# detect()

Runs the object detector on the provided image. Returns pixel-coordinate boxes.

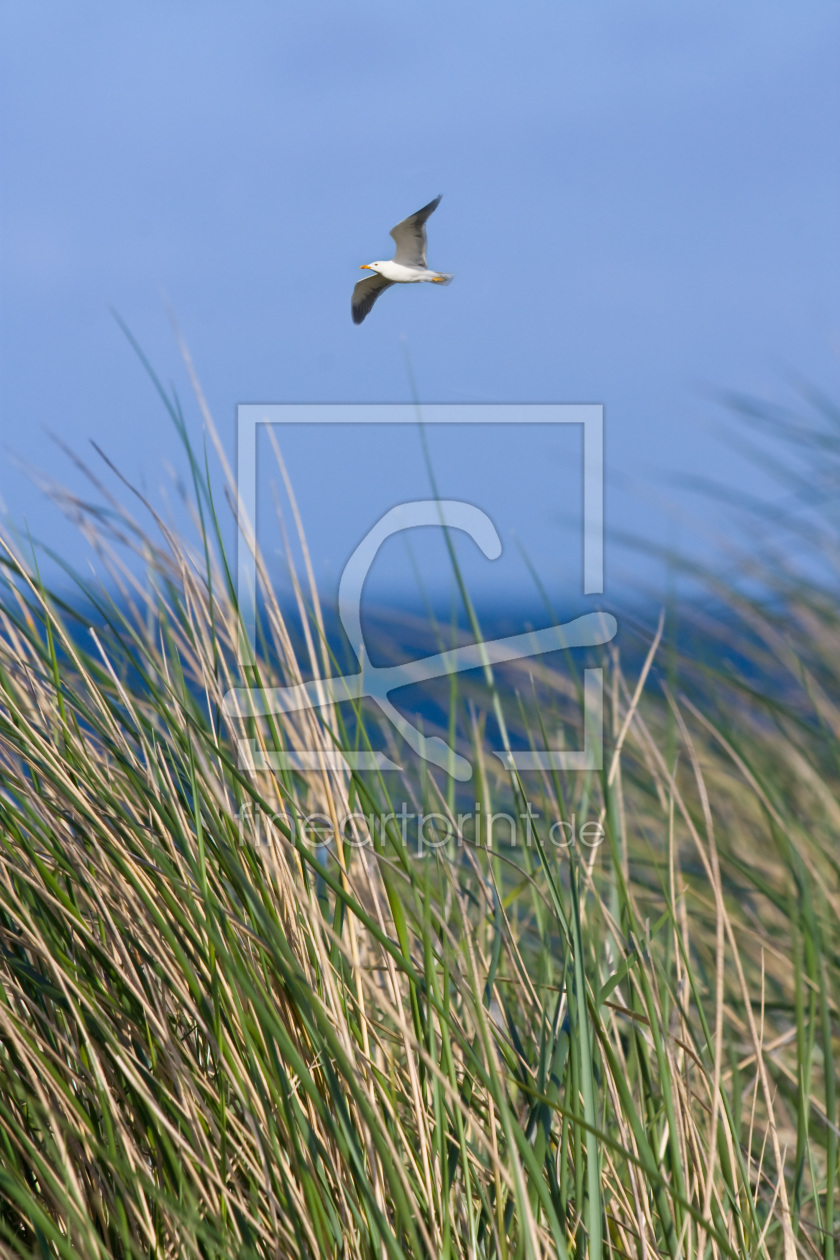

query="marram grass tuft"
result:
[0,381,837,1259]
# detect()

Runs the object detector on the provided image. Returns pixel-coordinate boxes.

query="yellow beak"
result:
[360,264,373,270]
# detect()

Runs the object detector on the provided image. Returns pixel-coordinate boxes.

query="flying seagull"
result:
[352,195,453,325]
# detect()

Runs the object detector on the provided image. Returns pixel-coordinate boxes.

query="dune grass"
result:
[0,381,837,1258]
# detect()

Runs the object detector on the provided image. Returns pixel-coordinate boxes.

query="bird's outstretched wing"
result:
[351,273,395,324]
[389,195,442,268]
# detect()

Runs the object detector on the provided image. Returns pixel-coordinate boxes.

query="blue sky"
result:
[2,1,839,607]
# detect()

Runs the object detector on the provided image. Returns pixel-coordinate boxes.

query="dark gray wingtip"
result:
[352,274,393,324]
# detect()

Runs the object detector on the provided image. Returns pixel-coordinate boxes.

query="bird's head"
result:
[360,262,383,273]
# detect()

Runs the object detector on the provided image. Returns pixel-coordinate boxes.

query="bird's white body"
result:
[351,195,452,324]
[364,260,446,284]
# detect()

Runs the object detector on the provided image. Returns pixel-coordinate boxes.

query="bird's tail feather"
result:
[432,273,454,285]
